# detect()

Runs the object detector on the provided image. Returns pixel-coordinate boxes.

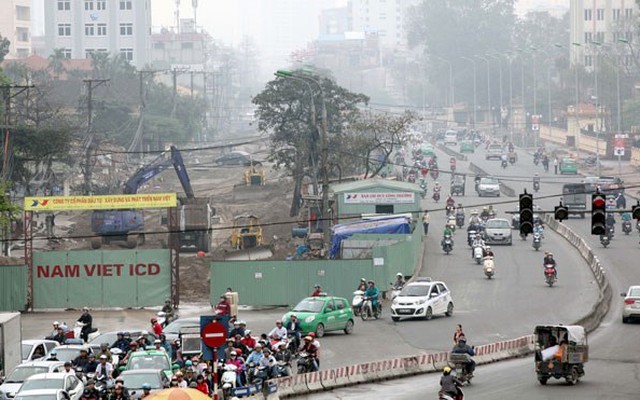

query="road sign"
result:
[614,147,625,156]
[201,322,227,348]
[614,134,626,156]
[531,115,540,132]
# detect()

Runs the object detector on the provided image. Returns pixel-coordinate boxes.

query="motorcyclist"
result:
[77,307,93,343]
[487,205,495,219]
[356,278,367,291]
[162,299,174,322]
[616,192,627,209]
[483,245,494,258]
[73,347,91,370]
[97,343,113,363]
[113,332,129,353]
[46,349,59,361]
[449,157,456,171]
[285,315,302,349]
[451,337,476,376]
[81,380,101,400]
[84,354,98,373]
[533,173,540,187]
[433,181,441,194]
[311,285,322,297]
[440,366,464,400]
[469,210,480,225]
[268,320,287,341]
[364,281,380,315]
[455,203,465,215]
[52,326,66,345]
[392,273,405,290]
[95,354,114,381]
[480,207,490,220]
[446,195,455,209]
[543,251,557,279]
[471,235,485,258]
[229,321,244,338]
[300,336,319,372]
[215,295,231,316]
[443,224,453,237]
[606,213,616,236]
[533,222,544,238]
[500,153,508,166]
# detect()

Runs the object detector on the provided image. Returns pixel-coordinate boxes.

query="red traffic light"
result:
[592,195,606,208]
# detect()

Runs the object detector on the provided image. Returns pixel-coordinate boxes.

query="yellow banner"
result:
[24,193,178,211]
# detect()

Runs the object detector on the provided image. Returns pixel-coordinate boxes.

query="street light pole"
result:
[488,54,504,128]
[461,56,477,127]
[591,41,602,176]
[435,57,455,107]
[476,56,491,127]
[570,42,582,160]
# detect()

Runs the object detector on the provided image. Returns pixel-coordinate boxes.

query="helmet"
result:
[245,329,252,335]
[308,332,316,338]
[150,317,157,323]
[485,246,491,250]
[142,383,151,390]
[50,350,57,355]
[53,321,59,326]
[165,298,171,303]
[80,347,89,353]
[458,337,467,343]
[443,366,452,374]
[230,351,237,356]
[396,273,403,277]
[368,280,375,285]
[314,284,320,288]
[304,336,312,342]
[360,278,366,282]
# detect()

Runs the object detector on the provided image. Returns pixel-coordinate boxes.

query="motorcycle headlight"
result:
[305,315,315,323]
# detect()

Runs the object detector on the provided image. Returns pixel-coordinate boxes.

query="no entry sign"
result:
[201,322,227,348]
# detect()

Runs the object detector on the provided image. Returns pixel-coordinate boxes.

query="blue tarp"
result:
[330,216,411,258]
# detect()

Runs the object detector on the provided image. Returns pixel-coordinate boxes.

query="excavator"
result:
[90,146,213,252]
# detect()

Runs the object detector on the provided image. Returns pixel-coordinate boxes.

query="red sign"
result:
[201,322,227,348]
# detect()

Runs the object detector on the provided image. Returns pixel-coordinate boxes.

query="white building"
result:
[42,0,151,68]
[569,0,637,68]
[0,0,32,58]
[348,0,419,50]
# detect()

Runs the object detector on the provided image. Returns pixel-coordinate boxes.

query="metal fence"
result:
[0,265,28,311]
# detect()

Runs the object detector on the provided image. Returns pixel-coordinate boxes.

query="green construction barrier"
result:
[33,249,170,309]
[0,265,28,311]
[211,233,422,307]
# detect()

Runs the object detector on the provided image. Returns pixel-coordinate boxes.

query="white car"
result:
[21,341,59,363]
[0,362,65,400]
[16,374,84,400]
[477,177,501,197]
[621,285,640,323]
[444,131,458,146]
[14,389,70,400]
[484,218,513,245]
[390,278,454,321]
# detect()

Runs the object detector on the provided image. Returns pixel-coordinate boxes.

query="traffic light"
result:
[554,202,569,222]
[632,203,640,220]
[591,193,607,235]
[519,192,534,236]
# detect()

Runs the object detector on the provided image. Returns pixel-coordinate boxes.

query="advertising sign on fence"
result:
[33,249,170,309]
[24,193,177,211]
[344,192,415,204]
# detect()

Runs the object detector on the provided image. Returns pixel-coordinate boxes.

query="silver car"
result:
[15,374,83,400]
[621,285,640,323]
[0,362,65,400]
[477,177,500,197]
[483,218,513,245]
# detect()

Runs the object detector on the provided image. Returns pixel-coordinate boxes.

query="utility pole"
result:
[1,84,33,179]
[82,79,109,195]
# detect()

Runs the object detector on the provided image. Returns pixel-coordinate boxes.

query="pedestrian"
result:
[553,157,559,174]
[453,324,465,344]
[422,211,430,235]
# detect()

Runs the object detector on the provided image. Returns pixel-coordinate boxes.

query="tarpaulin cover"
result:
[330,216,411,258]
[33,249,170,309]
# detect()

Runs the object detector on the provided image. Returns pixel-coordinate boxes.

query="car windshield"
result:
[487,220,510,229]
[629,288,640,297]
[399,285,430,297]
[54,348,81,363]
[292,299,325,313]
[563,159,575,164]
[164,320,198,334]
[489,145,502,150]
[480,178,498,185]
[6,367,49,383]
[20,378,64,391]
[15,394,59,400]
[22,344,34,360]
[129,355,170,371]
[89,332,118,345]
[121,373,162,389]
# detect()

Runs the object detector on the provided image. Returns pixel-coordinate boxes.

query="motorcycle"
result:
[275,360,290,378]
[483,256,495,279]
[352,290,364,316]
[390,283,403,300]
[361,296,381,321]
[473,245,484,265]
[445,204,455,216]
[420,182,427,199]
[156,311,177,328]
[622,220,632,235]
[455,212,464,229]
[449,353,474,385]
[534,155,540,166]
[430,169,440,180]
[442,234,453,255]
[467,229,477,247]
[220,362,238,397]
[532,232,541,251]
[297,352,314,374]
[450,163,456,173]
[433,189,441,202]
[544,265,556,287]
[533,181,540,193]
[438,388,464,400]
[446,217,456,233]
[600,233,610,248]
[72,321,100,343]
[501,159,508,169]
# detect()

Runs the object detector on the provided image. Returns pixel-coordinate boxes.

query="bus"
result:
[562,183,587,218]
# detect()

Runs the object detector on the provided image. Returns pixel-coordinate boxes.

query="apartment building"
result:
[0,0,32,58]
[348,0,419,50]
[570,0,637,68]
[42,0,151,68]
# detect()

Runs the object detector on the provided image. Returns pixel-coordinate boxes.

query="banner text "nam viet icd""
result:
[37,263,161,278]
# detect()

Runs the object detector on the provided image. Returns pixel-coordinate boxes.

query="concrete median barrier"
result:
[468,162,517,197]
[433,142,468,161]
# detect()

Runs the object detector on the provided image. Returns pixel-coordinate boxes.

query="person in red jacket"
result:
[194,374,209,395]
[241,330,256,350]
[216,295,231,316]
[150,317,163,336]
[311,285,322,297]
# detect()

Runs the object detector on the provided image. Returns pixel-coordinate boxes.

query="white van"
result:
[444,130,458,146]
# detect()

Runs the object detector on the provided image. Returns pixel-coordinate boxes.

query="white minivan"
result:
[444,130,458,146]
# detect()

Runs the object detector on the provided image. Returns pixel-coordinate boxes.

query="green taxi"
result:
[421,144,436,158]
[124,349,173,379]
[282,296,354,337]
[559,158,578,175]
[459,140,475,153]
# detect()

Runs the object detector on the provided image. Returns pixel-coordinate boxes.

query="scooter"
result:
[250,365,269,386]
[473,245,484,265]
[352,290,364,316]
[297,352,314,374]
[533,181,540,193]
[275,360,290,377]
[449,354,474,385]
[544,265,556,287]
[361,296,381,321]
[442,235,453,255]
[446,217,456,233]
[622,220,632,235]
[420,182,427,199]
[72,321,100,343]
[438,388,464,400]
[390,283,403,300]
[483,256,495,279]
[220,362,238,398]
[532,232,542,251]
[455,212,464,229]
[501,159,508,169]
[433,190,441,202]
[600,234,610,248]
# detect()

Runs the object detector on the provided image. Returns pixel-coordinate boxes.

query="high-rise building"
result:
[569,0,637,68]
[42,0,151,68]
[348,0,419,50]
[0,0,32,58]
